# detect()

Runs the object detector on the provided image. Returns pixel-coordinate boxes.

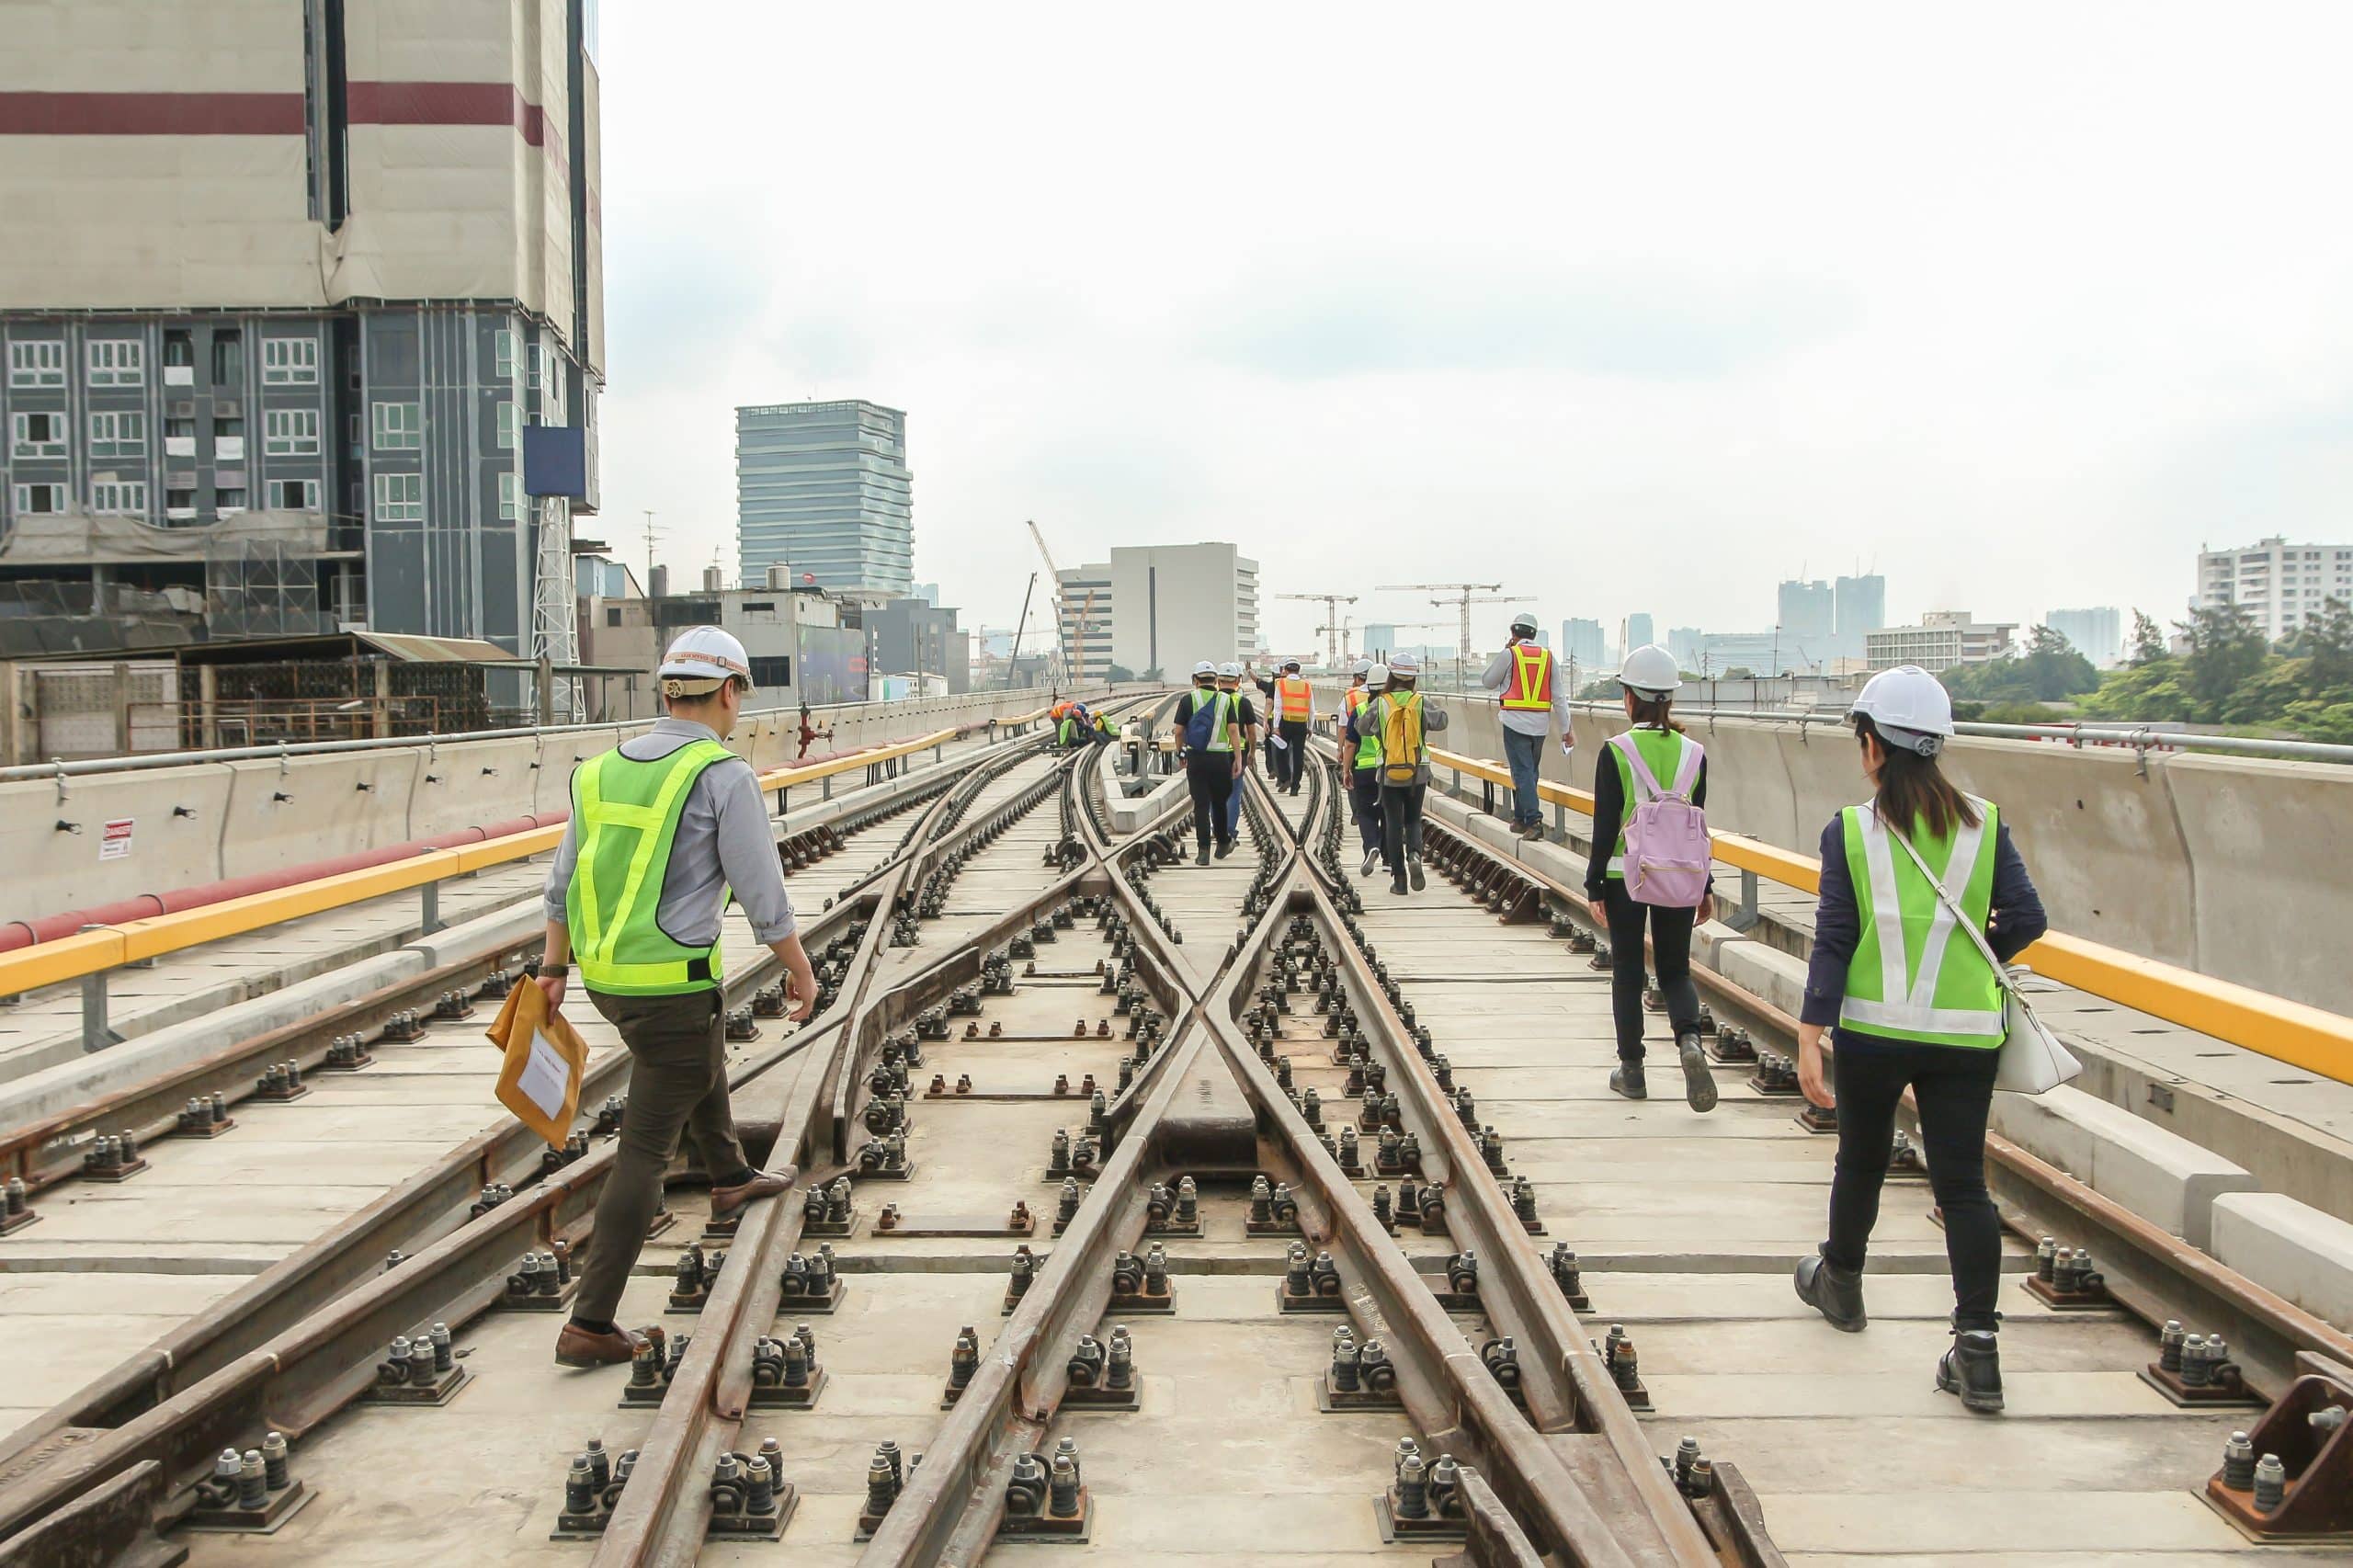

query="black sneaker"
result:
[1793,1251,1867,1332]
[1389,876,1408,896]
[1195,846,1211,867]
[1937,1329,2005,1413]
[1214,838,1234,859]
[1407,858,1427,892]
[1608,1062,1647,1099]
[1360,847,1381,879]
[1677,1031,1718,1113]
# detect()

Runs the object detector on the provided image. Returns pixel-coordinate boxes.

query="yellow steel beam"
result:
[0,725,970,996]
[1425,744,2349,1078]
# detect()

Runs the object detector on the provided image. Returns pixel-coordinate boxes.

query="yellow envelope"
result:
[483,977,587,1150]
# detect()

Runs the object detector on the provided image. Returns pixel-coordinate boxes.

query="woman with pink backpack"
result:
[1583,645,1718,1111]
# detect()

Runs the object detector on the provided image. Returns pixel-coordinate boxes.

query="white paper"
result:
[516,1023,571,1119]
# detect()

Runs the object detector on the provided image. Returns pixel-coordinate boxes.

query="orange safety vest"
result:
[1343,685,1367,717]
[1275,676,1313,722]
[1500,645,1553,710]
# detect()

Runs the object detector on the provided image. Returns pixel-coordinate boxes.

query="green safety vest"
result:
[1199,690,1236,752]
[1838,799,2005,1048]
[566,739,735,995]
[1353,701,1382,768]
[1606,727,1692,878]
[1058,717,1077,744]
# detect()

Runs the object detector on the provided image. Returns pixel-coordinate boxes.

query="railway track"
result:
[0,699,2336,1565]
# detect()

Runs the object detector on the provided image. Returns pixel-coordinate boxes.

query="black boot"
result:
[1389,874,1408,896]
[1793,1250,1867,1332]
[1608,1062,1647,1099]
[1677,1029,1717,1113]
[1937,1328,2004,1413]
[1196,844,1211,867]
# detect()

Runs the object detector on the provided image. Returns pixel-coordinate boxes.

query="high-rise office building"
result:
[1668,627,1705,670]
[1623,613,1654,653]
[1778,580,1835,657]
[1835,574,1887,659]
[2195,537,2353,642]
[0,1,606,658]
[1055,562,1114,681]
[1365,623,1398,658]
[2044,608,2123,667]
[1057,544,1260,677]
[1561,618,1604,671]
[735,400,914,597]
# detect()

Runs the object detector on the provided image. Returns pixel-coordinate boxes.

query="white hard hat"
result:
[1389,653,1419,675]
[1350,659,1371,676]
[1365,663,1390,689]
[658,625,754,694]
[1192,660,1218,677]
[1619,643,1680,698]
[1849,665,1954,756]
[1509,611,1540,635]
[1218,661,1243,678]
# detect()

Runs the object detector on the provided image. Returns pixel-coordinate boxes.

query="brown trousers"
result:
[571,987,748,1325]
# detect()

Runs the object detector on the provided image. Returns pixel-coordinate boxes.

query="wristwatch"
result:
[541,963,571,980]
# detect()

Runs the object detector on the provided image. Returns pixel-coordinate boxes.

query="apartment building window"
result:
[605,607,622,628]
[163,329,194,369]
[271,478,320,510]
[494,328,517,381]
[165,485,197,516]
[372,401,422,450]
[499,472,520,519]
[496,401,519,449]
[750,656,791,687]
[89,410,146,458]
[210,329,243,387]
[375,472,424,522]
[13,483,64,514]
[10,411,64,459]
[90,481,147,515]
[217,486,248,514]
[8,341,64,387]
[262,337,319,385]
[214,415,244,444]
[88,339,143,387]
[264,408,321,456]
[529,342,547,392]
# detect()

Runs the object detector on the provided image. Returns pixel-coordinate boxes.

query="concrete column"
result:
[110,662,131,756]
[0,662,20,766]
[372,661,392,740]
[199,665,220,750]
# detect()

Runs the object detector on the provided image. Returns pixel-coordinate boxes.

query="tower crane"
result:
[1375,584,1534,666]
[1275,592,1358,669]
[1025,519,1098,684]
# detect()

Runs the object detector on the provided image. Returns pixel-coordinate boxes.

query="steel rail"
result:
[588,738,1090,1564]
[0,738,1064,1545]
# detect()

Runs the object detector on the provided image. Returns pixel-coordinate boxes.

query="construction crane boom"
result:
[1375,583,1533,665]
[1275,591,1359,669]
[1025,518,1082,683]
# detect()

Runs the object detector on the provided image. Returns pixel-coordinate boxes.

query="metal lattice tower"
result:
[531,496,580,721]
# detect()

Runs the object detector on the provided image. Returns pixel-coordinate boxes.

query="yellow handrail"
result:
[1427,745,2353,1080]
[0,726,970,998]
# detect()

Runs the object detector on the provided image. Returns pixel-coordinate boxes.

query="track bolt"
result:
[2222,1430,2256,1490]
[2254,1452,2287,1512]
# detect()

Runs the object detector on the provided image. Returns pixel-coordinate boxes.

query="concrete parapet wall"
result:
[1391,688,2353,1014]
[3,687,1097,931]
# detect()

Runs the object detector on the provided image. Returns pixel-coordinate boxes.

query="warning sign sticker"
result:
[99,818,134,861]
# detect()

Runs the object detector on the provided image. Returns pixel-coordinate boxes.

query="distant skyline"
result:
[595,3,2353,655]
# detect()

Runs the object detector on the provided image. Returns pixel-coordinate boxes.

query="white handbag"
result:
[1884,826,2082,1096]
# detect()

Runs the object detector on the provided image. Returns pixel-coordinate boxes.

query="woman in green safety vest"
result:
[1791,665,2048,1415]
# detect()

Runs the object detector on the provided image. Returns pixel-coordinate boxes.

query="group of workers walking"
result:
[534,617,2044,1419]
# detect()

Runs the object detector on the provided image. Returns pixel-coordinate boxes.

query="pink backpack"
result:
[1611,732,1711,908]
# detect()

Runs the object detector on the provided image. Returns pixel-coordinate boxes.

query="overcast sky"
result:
[595,2,2353,658]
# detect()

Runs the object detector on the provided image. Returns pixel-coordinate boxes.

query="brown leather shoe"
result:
[710,1165,799,1221]
[554,1321,647,1368]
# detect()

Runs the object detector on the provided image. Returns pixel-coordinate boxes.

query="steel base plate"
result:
[184,1480,316,1536]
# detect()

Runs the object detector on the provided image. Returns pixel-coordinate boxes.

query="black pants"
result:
[1185,753,1234,852]
[1601,881,1698,1062]
[1824,1036,2002,1332]
[574,989,746,1326]
[1276,720,1309,789]
[1380,782,1427,881]
[1350,766,1382,854]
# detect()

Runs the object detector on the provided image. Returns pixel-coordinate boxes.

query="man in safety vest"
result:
[1175,660,1245,863]
[1216,661,1258,839]
[1479,612,1571,840]
[1342,662,1390,877]
[537,626,818,1369]
[1252,658,1315,795]
[1365,653,1448,895]
[1341,660,1371,724]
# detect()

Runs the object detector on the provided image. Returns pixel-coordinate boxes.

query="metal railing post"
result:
[420,880,443,936]
[1725,868,1759,933]
[77,923,114,1052]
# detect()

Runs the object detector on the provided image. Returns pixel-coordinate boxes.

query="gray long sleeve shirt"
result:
[1479,644,1573,739]
[542,717,797,950]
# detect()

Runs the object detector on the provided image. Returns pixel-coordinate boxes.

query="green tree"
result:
[2129,608,2168,666]
[2305,597,2353,692]
[1108,664,1136,682]
[2175,603,2268,722]
[1139,665,1164,682]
